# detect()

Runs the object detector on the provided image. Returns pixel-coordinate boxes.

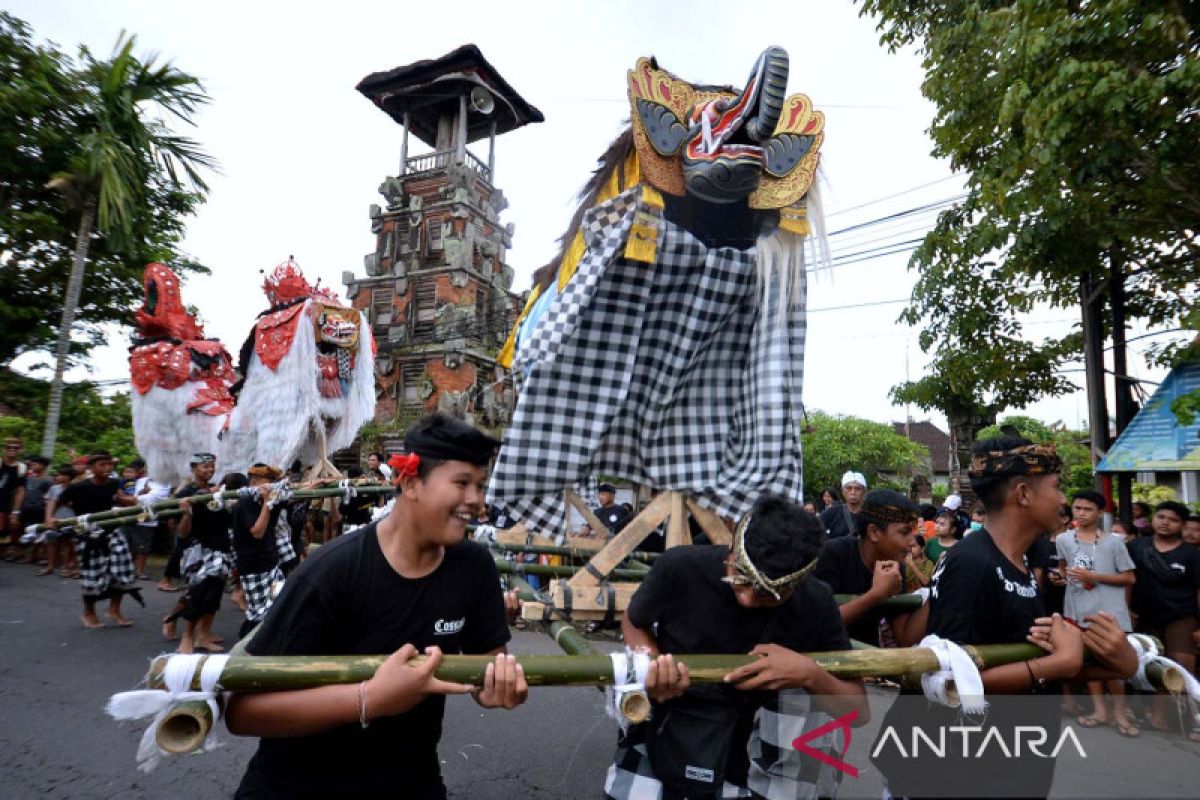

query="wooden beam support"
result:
[665,492,691,549]
[568,492,672,589]
[565,489,612,539]
[685,498,732,545]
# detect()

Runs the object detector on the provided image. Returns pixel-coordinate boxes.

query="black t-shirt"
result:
[818,503,856,539]
[242,525,510,798]
[0,462,22,507]
[627,545,850,788]
[594,503,630,535]
[1127,537,1200,628]
[232,494,282,574]
[175,483,231,552]
[813,534,908,645]
[59,478,120,515]
[872,528,1059,798]
[1026,533,1064,614]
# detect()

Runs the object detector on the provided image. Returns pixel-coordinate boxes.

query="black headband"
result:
[403,421,500,467]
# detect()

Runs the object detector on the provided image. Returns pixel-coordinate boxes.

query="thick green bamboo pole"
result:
[492,559,645,582]
[489,542,661,562]
[834,593,925,612]
[148,639,1185,693]
[28,483,393,535]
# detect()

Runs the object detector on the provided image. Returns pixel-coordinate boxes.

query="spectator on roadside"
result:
[819,487,840,512]
[123,458,167,581]
[1057,491,1137,736]
[366,452,392,482]
[969,504,987,532]
[18,456,52,570]
[1183,514,1200,547]
[925,507,965,564]
[1126,500,1200,738]
[802,497,817,514]
[904,534,935,591]
[1131,501,1153,537]
[819,471,866,539]
[917,503,937,543]
[591,483,630,536]
[1,437,27,559]
[1110,518,1133,543]
[43,464,79,577]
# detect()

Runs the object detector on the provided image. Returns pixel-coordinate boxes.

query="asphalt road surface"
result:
[2,560,1198,799]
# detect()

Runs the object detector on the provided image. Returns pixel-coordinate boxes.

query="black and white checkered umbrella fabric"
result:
[489,187,806,533]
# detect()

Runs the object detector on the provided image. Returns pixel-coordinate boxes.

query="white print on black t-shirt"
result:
[1170,563,1186,574]
[434,617,465,635]
[996,566,1038,598]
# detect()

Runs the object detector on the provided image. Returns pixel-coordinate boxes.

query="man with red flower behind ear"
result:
[227,412,527,799]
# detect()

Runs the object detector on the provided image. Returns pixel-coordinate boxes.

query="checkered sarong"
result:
[240,566,283,622]
[604,690,843,800]
[490,187,806,533]
[76,530,137,600]
[274,514,297,564]
[184,546,232,585]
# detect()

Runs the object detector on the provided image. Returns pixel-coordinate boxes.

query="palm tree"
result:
[41,33,216,457]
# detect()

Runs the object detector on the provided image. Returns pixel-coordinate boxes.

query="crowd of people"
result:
[0,437,391,648]
[4,424,1200,798]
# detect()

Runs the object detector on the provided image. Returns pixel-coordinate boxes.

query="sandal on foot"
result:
[1115,720,1141,738]
[35,567,53,576]
[1076,715,1107,728]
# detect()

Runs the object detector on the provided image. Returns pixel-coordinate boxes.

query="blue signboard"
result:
[1097,361,1200,472]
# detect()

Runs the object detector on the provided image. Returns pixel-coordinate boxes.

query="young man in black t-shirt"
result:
[813,488,918,646]
[231,463,286,637]
[226,414,527,799]
[167,453,233,654]
[54,452,139,628]
[871,437,1137,798]
[1127,500,1200,734]
[606,496,867,799]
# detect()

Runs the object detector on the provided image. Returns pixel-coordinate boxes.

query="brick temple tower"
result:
[343,45,543,432]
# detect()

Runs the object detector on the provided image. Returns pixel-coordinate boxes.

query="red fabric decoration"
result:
[388,453,420,482]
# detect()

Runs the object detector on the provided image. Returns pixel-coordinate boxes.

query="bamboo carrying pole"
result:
[489,542,662,562]
[492,559,646,582]
[148,640,1188,694]
[28,483,394,535]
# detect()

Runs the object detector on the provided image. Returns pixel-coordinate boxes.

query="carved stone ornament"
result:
[364,253,380,277]
[378,178,404,209]
[449,269,470,288]
[393,277,408,295]
[443,352,463,369]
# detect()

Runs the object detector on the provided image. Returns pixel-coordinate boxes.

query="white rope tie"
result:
[605,647,652,731]
[919,635,987,714]
[106,653,230,772]
[338,479,356,506]
[1128,633,1200,723]
[206,485,229,511]
[21,524,44,545]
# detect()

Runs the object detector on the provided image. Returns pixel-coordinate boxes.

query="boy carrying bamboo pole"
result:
[606,495,869,799]
[225,413,527,799]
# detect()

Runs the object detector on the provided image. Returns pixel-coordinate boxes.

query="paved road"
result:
[2,560,1198,799]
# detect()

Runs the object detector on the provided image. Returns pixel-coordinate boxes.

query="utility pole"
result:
[1080,271,1109,493]
[1109,252,1136,525]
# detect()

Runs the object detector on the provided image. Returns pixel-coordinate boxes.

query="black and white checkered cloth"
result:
[76,530,137,600]
[490,187,806,532]
[184,546,232,585]
[240,566,283,623]
[604,690,844,800]
[274,515,297,564]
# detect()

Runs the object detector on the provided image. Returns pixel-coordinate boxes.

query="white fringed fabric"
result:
[220,303,375,473]
[106,653,229,772]
[133,385,228,487]
[918,634,987,714]
[606,648,652,732]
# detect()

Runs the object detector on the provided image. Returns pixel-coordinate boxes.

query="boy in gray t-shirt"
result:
[1057,491,1137,735]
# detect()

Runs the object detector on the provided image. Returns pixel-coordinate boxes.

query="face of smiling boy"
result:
[405,461,488,546]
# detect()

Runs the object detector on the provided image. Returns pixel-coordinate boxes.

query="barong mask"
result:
[628,47,823,208]
[724,512,820,601]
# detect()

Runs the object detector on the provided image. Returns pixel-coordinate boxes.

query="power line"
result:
[825,177,965,218]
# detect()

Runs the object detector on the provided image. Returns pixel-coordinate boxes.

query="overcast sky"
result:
[9,0,1177,433]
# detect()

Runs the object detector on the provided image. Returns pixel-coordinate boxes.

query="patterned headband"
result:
[728,513,820,600]
[861,502,918,526]
[968,444,1062,479]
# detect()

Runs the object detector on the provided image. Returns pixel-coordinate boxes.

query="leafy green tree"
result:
[0,369,136,464]
[860,1,1200,465]
[0,14,210,369]
[800,412,930,501]
[976,415,1093,499]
